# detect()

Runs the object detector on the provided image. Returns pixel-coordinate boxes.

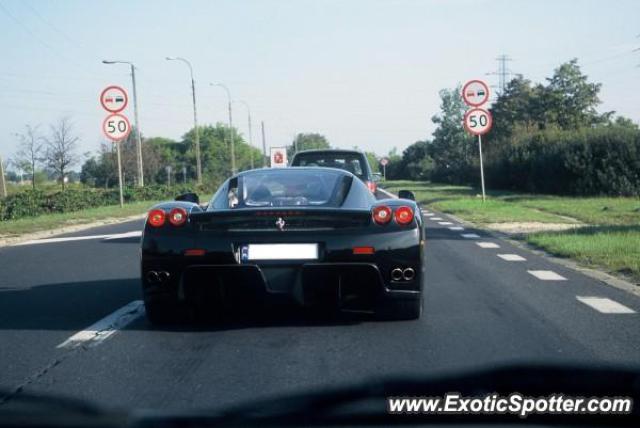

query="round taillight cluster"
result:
[394,206,414,225]
[147,209,166,227]
[372,205,414,226]
[147,207,189,227]
[168,207,188,226]
[372,206,392,225]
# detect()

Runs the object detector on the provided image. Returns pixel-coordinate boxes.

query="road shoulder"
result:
[380,185,640,298]
[0,214,145,247]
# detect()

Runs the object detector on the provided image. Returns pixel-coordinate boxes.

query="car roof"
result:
[292,149,365,156]
[235,166,355,178]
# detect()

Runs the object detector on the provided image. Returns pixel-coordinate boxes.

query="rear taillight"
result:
[367,181,377,193]
[168,207,188,226]
[147,209,166,227]
[372,206,392,225]
[394,206,414,225]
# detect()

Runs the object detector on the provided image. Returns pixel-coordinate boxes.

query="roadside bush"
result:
[0,183,216,221]
[486,126,640,196]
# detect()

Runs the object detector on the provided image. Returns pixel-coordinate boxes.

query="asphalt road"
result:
[1,194,639,414]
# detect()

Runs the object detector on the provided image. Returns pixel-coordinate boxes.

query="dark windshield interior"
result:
[226,170,350,208]
[293,154,366,179]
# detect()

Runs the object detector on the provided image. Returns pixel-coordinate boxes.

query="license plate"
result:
[242,243,318,261]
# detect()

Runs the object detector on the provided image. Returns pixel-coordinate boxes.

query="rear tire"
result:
[378,297,422,321]
[144,295,181,326]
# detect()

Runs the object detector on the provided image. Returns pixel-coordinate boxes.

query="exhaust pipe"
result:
[391,268,404,282]
[403,267,415,281]
[146,271,159,283]
[158,271,170,282]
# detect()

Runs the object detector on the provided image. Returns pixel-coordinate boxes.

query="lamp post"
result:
[233,100,254,169]
[166,57,201,185]
[102,60,144,187]
[210,83,236,174]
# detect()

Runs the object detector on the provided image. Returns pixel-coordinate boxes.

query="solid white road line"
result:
[438,221,453,225]
[430,217,443,221]
[16,234,112,246]
[528,270,567,281]
[476,242,500,249]
[449,226,464,231]
[576,296,636,314]
[377,188,398,199]
[15,231,142,246]
[461,233,480,239]
[497,254,526,261]
[56,300,145,349]
[103,231,143,240]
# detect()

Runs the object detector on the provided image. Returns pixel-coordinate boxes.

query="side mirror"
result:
[372,172,382,183]
[175,192,199,204]
[398,190,415,201]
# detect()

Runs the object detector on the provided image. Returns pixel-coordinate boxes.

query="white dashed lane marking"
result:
[461,233,480,239]
[438,221,453,225]
[576,297,636,314]
[476,242,500,249]
[528,270,567,281]
[430,217,443,221]
[57,300,145,349]
[497,254,526,261]
[449,226,464,231]
[424,213,434,217]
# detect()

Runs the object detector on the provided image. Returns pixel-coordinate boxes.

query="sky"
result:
[0,0,639,170]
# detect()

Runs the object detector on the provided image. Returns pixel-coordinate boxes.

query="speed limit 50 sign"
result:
[102,113,131,142]
[463,108,492,136]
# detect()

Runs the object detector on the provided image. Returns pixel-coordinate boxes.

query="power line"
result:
[0,0,94,74]
[0,1,59,53]
[21,1,84,49]
[486,54,513,97]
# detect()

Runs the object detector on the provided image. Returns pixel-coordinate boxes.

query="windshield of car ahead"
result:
[231,170,348,208]
[293,153,367,179]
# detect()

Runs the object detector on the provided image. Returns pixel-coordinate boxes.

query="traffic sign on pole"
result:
[102,113,132,142]
[462,80,490,107]
[270,147,287,168]
[380,157,389,180]
[100,85,128,113]
[463,108,493,136]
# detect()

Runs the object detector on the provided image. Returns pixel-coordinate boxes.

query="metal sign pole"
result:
[115,143,124,208]
[261,121,267,167]
[478,134,486,202]
[383,164,386,181]
[0,154,7,198]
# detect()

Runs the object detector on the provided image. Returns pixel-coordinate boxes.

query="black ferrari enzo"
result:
[140,167,424,324]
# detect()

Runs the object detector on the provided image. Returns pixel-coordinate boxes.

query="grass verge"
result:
[0,200,159,237]
[382,180,640,283]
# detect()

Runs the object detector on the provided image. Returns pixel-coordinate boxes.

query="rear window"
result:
[226,170,351,208]
[292,153,366,179]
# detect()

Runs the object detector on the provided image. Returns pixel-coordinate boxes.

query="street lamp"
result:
[166,56,202,185]
[233,100,254,169]
[210,83,236,174]
[102,59,144,187]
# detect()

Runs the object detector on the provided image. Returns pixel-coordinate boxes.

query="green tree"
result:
[13,124,44,190]
[541,59,610,129]
[430,87,475,183]
[400,140,433,180]
[288,133,331,158]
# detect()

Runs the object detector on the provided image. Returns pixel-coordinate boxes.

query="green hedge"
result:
[485,126,640,196]
[0,184,213,221]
